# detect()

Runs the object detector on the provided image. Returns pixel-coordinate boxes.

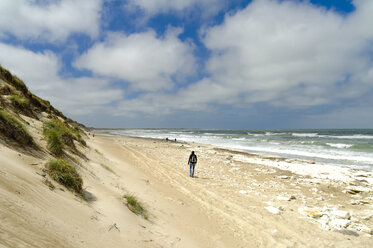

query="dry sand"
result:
[1,131,373,247]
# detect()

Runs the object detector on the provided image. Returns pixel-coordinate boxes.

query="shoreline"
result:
[1,129,372,247]
[101,130,373,183]
[93,132,373,245]
[104,128,373,172]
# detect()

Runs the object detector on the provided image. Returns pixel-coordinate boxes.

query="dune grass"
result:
[95,149,102,155]
[45,129,64,156]
[123,194,149,220]
[100,163,115,174]
[0,108,35,147]
[47,159,83,195]
[10,94,29,106]
[43,118,86,156]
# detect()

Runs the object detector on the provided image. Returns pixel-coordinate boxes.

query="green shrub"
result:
[123,194,148,220]
[47,159,83,195]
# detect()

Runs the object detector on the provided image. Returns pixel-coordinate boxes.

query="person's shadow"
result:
[193,176,213,180]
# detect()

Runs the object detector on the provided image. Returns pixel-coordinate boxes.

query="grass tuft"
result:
[100,163,115,174]
[10,94,29,106]
[0,108,35,147]
[47,159,83,195]
[123,194,148,220]
[43,118,86,155]
[45,129,64,156]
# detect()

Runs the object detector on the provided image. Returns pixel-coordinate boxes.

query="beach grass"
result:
[43,118,86,155]
[10,94,29,106]
[45,128,64,156]
[0,108,35,147]
[123,194,148,220]
[100,163,115,174]
[47,159,83,195]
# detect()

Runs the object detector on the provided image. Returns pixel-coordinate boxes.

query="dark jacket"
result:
[188,153,197,164]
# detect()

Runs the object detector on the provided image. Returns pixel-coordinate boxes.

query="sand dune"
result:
[1,131,373,247]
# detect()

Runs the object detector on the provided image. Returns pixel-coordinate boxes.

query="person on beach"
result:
[188,151,197,177]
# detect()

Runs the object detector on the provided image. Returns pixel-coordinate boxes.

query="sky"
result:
[0,0,372,129]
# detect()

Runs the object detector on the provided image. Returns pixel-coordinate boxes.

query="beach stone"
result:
[346,186,371,194]
[331,210,350,220]
[356,224,373,235]
[350,200,370,205]
[238,190,247,194]
[361,214,373,220]
[298,207,324,218]
[277,195,291,201]
[329,218,351,230]
[319,220,330,230]
[278,175,289,179]
[265,206,281,215]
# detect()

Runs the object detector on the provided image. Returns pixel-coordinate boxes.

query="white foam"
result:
[326,143,353,149]
[292,133,318,137]
[225,144,373,165]
[265,132,288,136]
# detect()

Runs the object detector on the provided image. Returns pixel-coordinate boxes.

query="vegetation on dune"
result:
[0,66,28,95]
[0,82,13,95]
[44,128,64,156]
[123,194,149,220]
[43,118,86,156]
[46,159,83,195]
[0,66,74,121]
[100,163,115,174]
[0,108,35,147]
[10,94,29,106]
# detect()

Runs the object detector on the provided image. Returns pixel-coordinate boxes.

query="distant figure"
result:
[188,151,198,177]
[174,138,177,142]
[166,137,169,141]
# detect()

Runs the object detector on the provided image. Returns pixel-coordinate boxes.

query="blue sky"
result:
[0,0,372,129]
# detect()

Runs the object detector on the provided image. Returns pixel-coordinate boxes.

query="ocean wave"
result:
[326,135,373,139]
[326,143,353,149]
[265,132,288,136]
[229,145,373,165]
[292,133,318,137]
[247,133,264,137]
[351,144,373,150]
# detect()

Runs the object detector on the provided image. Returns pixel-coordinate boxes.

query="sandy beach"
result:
[1,130,372,248]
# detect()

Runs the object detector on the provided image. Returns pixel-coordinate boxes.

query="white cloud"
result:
[113,0,373,117]
[188,0,373,108]
[0,42,122,116]
[0,0,102,41]
[125,0,223,18]
[74,28,197,92]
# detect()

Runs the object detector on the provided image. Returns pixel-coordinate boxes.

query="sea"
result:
[111,129,373,172]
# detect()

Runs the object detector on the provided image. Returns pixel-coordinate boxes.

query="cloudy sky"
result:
[0,0,372,128]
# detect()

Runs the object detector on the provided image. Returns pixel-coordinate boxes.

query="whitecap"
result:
[326,143,353,149]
